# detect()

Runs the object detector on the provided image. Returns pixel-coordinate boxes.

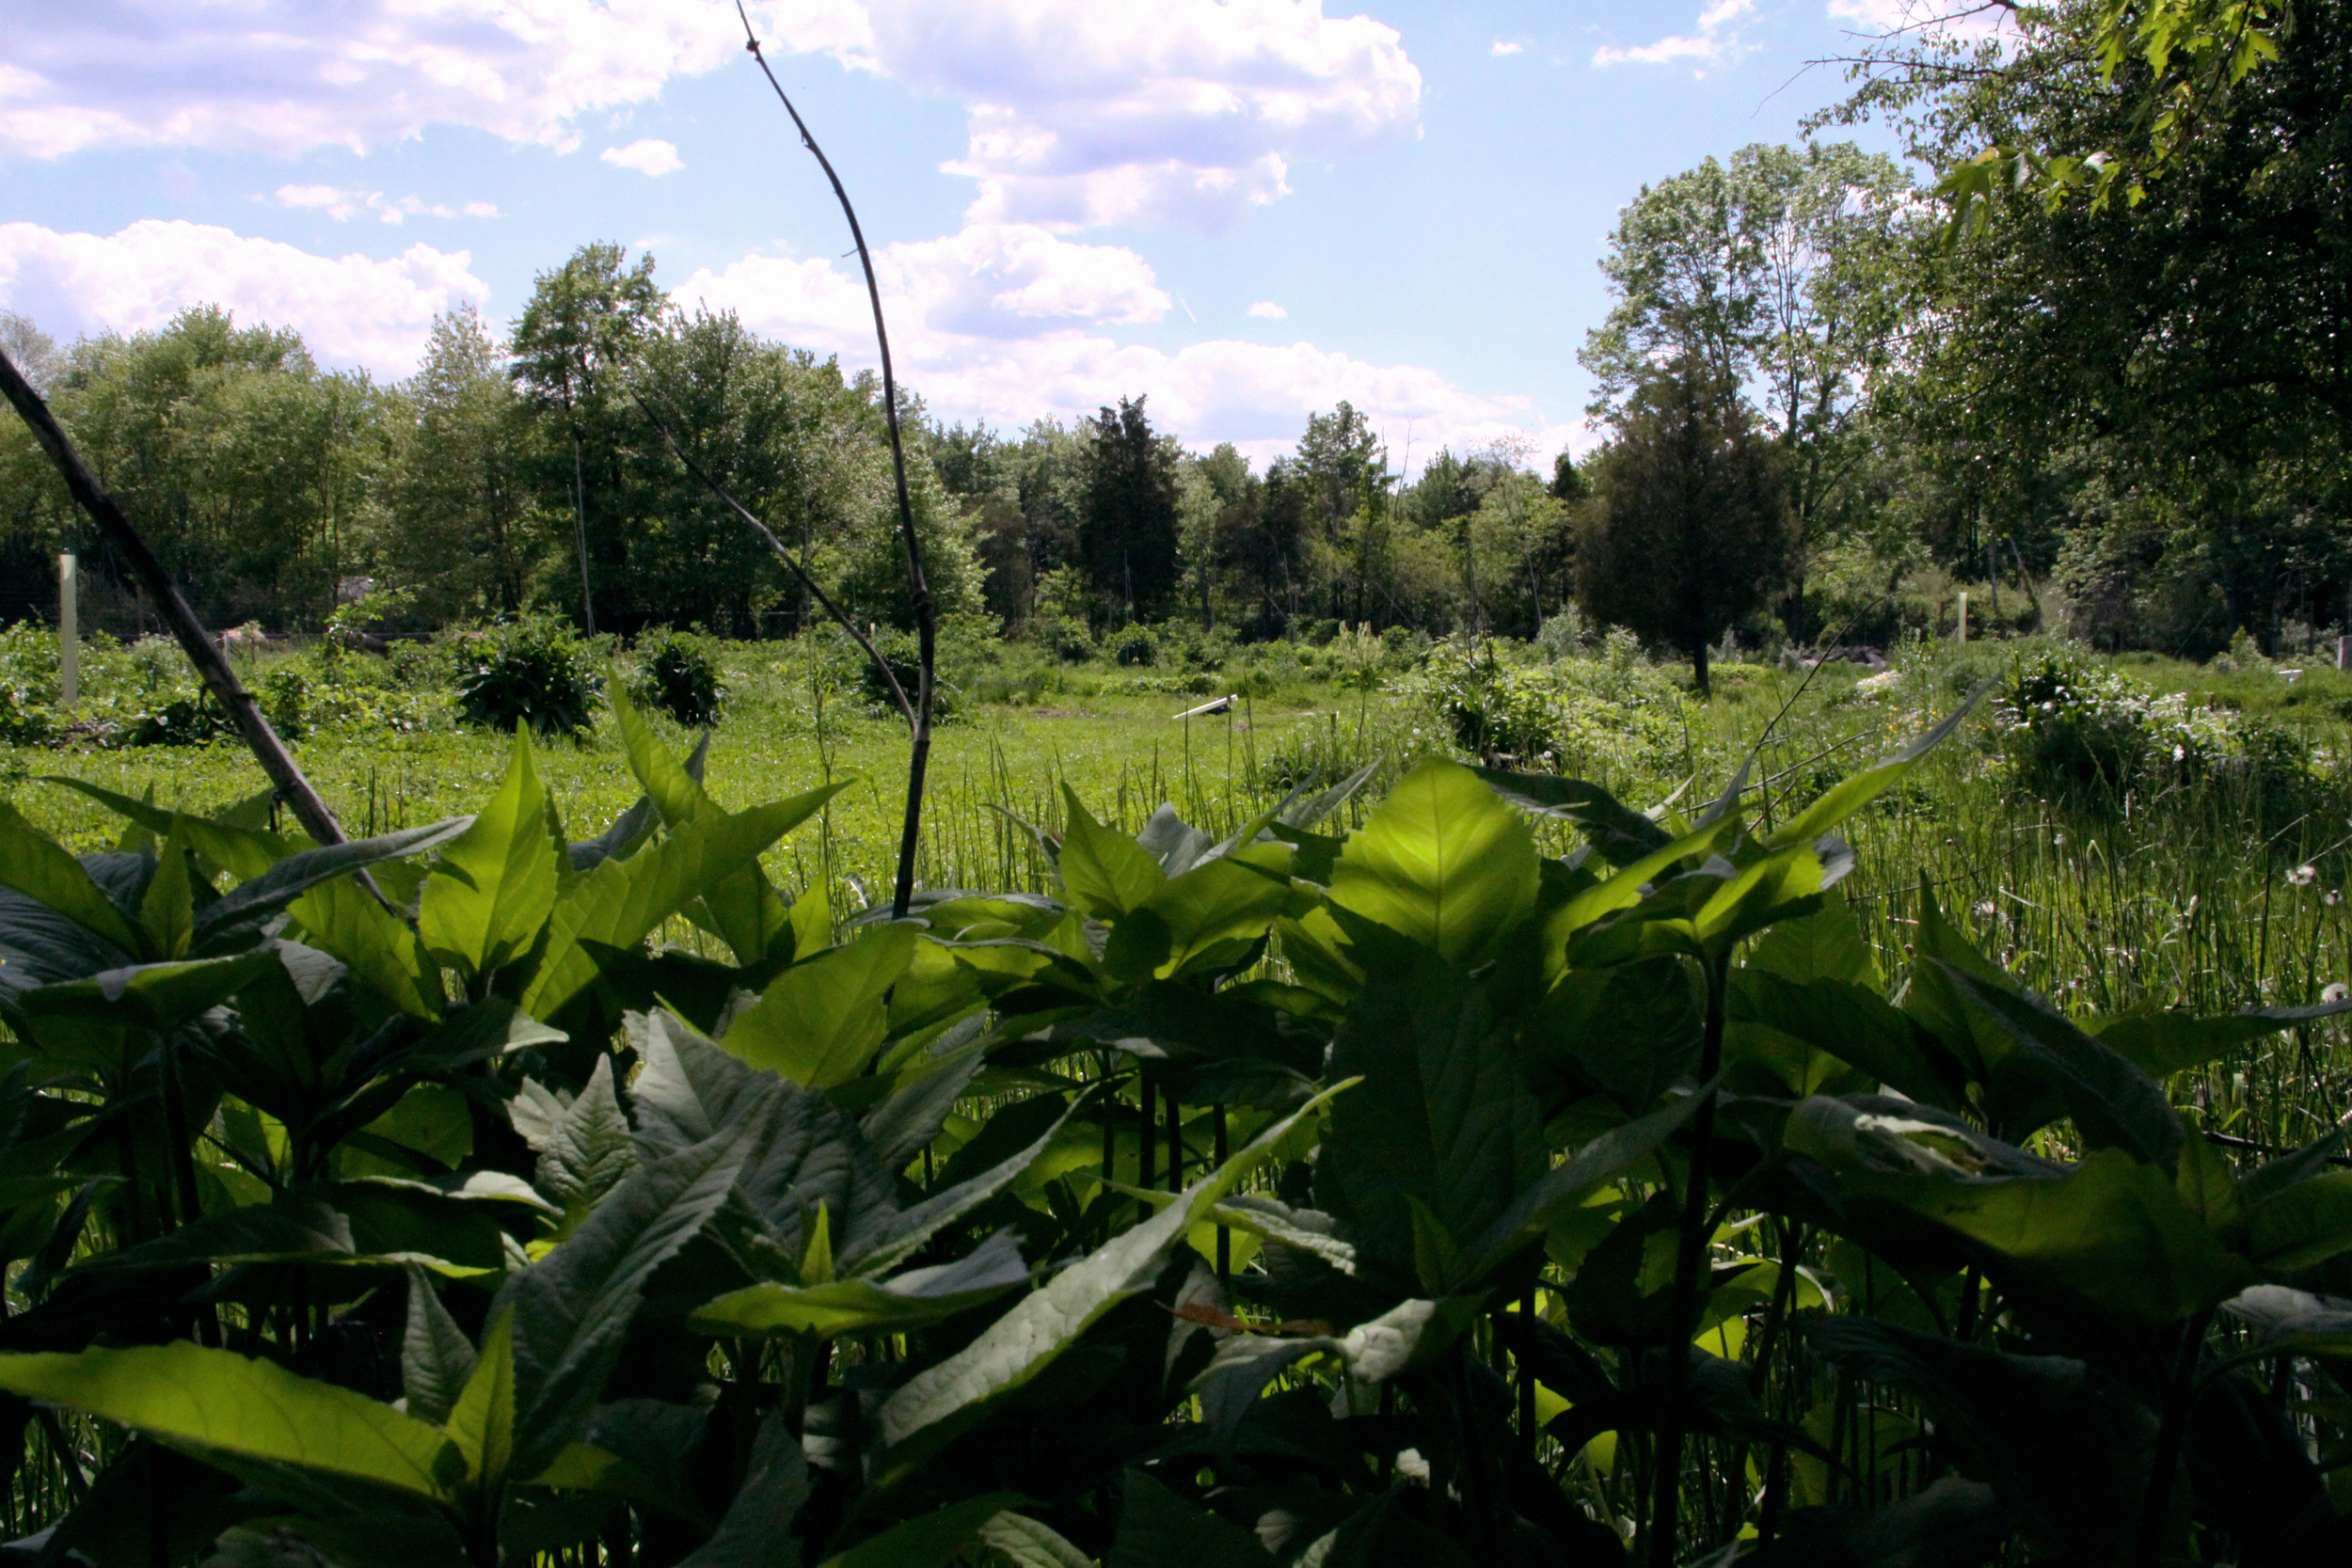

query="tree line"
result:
[0,0,2342,680]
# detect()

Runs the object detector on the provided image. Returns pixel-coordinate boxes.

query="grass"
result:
[8,626,2352,1153]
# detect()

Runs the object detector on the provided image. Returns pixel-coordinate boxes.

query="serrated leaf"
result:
[419,726,561,978]
[446,1308,516,1490]
[1057,787,1165,921]
[401,1265,479,1426]
[520,783,848,1021]
[692,1228,1031,1338]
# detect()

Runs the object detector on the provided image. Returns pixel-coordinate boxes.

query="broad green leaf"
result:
[1470,769,1676,867]
[1934,962,2184,1172]
[139,822,194,960]
[1316,957,1543,1289]
[1745,895,1881,988]
[1467,1084,1713,1276]
[1548,814,1731,944]
[290,876,443,1020]
[1057,787,1165,921]
[1105,847,1294,983]
[2249,1169,2352,1273]
[2095,993,2352,1079]
[980,1512,1095,1568]
[693,1228,1029,1338]
[612,689,787,966]
[1765,694,1980,850]
[873,1081,1352,1464]
[0,1341,459,1499]
[42,776,289,881]
[1900,1148,2252,1322]
[2222,1284,2352,1361]
[420,726,560,978]
[819,1493,1025,1568]
[838,1099,1078,1278]
[493,1123,749,1478]
[1327,758,1536,963]
[673,1409,810,1568]
[195,818,472,952]
[17,950,276,1038]
[1732,971,1960,1110]
[402,1265,479,1426]
[720,924,918,1087]
[0,800,143,954]
[1108,1473,1273,1568]
[520,782,848,1020]
[446,1309,516,1491]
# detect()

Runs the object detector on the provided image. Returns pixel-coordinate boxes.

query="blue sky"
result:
[0,0,1936,469]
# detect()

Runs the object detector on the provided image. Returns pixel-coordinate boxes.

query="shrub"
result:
[1029,613,1094,663]
[633,626,729,727]
[454,614,603,736]
[0,622,60,745]
[1412,641,1690,774]
[1111,624,1156,667]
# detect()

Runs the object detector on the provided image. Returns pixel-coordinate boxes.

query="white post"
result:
[2338,633,2350,673]
[1957,591,1968,644]
[58,552,77,705]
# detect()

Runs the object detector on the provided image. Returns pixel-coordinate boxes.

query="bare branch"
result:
[0,344,352,850]
[632,389,918,733]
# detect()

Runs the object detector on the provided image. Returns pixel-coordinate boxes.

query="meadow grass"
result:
[8,630,2349,1157]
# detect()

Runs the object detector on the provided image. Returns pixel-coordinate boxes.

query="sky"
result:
[0,0,1938,472]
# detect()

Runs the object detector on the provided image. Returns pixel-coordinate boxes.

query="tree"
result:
[1079,396,1181,623]
[1581,141,1914,641]
[380,305,537,621]
[1577,359,1790,696]
[0,312,60,395]
[510,243,664,632]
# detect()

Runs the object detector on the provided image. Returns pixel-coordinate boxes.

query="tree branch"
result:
[0,345,351,849]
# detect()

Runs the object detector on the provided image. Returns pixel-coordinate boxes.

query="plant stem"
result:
[2135,1307,2214,1566]
[1648,949,1730,1568]
[737,6,935,920]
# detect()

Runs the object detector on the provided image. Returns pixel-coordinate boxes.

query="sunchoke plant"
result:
[1,689,2350,1566]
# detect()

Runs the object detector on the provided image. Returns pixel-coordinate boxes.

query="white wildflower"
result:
[2326,983,2349,1004]
[2290,864,2318,886]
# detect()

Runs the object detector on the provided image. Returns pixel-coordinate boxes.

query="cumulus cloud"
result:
[1490,40,1524,56]
[0,0,770,159]
[771,0,1422,232]
[0,220,487,377]
[270,184,495,224]
[1248,300,1286,319]
[6,3,1418,235]
[677,233,1574,468]
[602,137,683,176]
[1592,0,1757,69]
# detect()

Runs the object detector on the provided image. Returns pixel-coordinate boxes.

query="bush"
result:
[1411,641,1690,774]
[1111,625,1157,667]
[1029,613,1094,663]
[0,622,60,745]
[454,615,604,736]
[633,627,729,728]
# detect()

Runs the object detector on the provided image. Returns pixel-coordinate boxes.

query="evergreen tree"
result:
[1577,359,1790,695]
[1079,396,1181,623]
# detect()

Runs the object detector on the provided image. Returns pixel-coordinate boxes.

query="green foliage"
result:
[631,626,729,727]
[453,613,605,736]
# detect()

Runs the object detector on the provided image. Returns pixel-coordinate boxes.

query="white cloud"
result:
[270,184,493,225]
[0,220,487,377]
[1248,300,1286,319]
[678,231,1574,469]
[1490,40,1523,56]
[1824,0,2020,43]
[1592,0,1757,69]
[602,137,683,177]
[0,0,779,158]
[774,0,1422,232]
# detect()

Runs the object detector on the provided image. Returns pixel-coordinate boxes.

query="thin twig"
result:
[737,1,935,921]
[633,390,916,732]
[0,346,350,849]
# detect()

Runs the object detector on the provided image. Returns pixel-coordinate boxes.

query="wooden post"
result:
[1957,591,1969,643]
[57,552,76,705]
[2337,633,2349,673]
